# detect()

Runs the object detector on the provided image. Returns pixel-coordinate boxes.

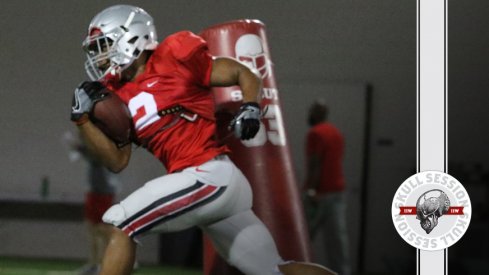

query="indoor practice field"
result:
[0,257,200,275]
[2,1,488,275]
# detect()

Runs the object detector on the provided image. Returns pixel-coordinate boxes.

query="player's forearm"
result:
[77,119,130,173]
[238,66,262,103]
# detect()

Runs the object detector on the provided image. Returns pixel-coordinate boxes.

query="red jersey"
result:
[112,31,229,173]
[306,122,345,193]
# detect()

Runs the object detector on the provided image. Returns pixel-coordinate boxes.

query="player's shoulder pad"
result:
[165,31,208,62]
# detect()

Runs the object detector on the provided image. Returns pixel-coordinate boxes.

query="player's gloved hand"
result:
[229,102,261,140]
[70,81,107,124]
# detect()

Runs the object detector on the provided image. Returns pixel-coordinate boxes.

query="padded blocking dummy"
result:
[200,20,311,274]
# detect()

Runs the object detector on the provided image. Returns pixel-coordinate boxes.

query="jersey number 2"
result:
[128,92,160,130]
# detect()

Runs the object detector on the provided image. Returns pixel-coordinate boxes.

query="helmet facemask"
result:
[83,30,120,81]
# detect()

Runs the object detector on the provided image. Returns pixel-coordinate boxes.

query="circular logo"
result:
[391,171,471,251]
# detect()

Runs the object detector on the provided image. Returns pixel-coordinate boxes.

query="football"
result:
[90,90,133,146]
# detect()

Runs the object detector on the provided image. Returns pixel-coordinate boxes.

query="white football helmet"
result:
[82,5,158,81]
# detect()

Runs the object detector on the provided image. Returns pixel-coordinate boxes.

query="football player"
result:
[71,5,334,275]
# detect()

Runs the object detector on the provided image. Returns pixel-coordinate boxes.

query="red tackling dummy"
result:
[200,19,311,275]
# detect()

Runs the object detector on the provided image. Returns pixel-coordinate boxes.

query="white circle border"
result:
[391,170,472,251]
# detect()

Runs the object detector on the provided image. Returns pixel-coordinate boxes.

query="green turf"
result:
[0,257,201,275]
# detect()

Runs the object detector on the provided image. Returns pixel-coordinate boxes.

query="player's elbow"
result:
[107,159,128,173]
[105,146,131,173]
[238,61,261,85]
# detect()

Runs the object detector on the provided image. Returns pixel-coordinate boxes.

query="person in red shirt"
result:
[70,5,334,275]
[303,100,351,275]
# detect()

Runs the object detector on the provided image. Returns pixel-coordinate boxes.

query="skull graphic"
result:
[235,34,271,79]
[416,189,450,234]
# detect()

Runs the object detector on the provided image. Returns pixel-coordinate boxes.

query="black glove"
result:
[70,81,107,123]
[229,102,261,140]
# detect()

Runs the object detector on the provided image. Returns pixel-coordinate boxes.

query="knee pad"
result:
[102,204,127,226]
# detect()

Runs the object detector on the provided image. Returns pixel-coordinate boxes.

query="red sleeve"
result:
[167,31,213,87]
